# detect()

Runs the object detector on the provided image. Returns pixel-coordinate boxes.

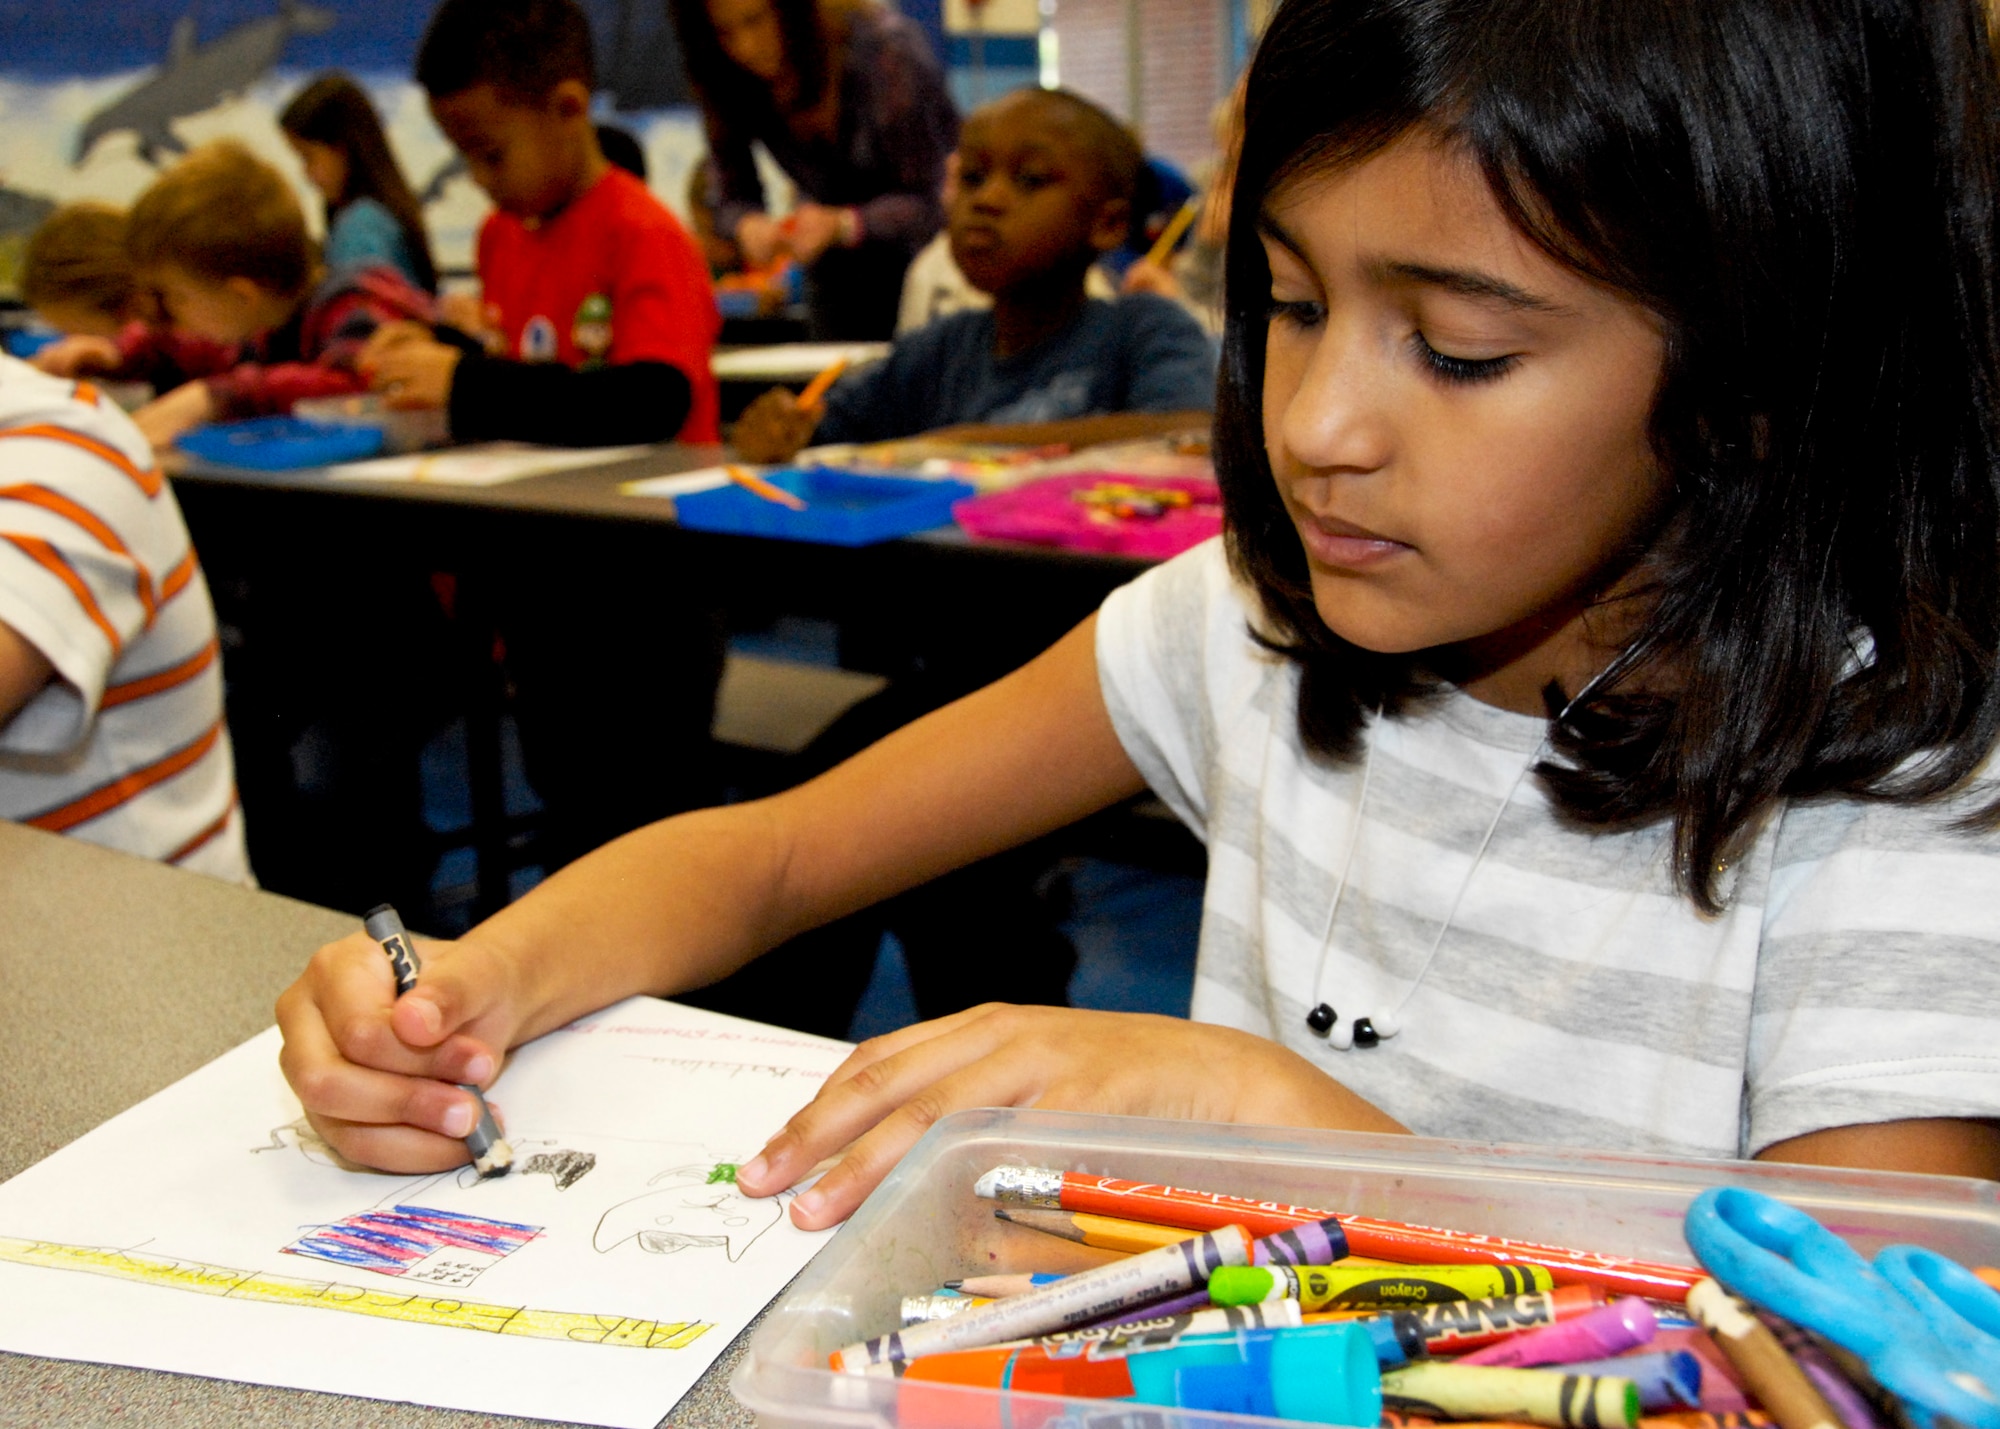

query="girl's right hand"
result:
[33,334,120,378]
[732,386,818,463]
[275,930,530,1172]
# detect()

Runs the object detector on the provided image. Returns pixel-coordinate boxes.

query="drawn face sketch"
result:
[593,1163,785,1263]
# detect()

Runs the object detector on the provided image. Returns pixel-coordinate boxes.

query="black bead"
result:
[1306,1003,1336,1036]
[1352,1017,1380,1048]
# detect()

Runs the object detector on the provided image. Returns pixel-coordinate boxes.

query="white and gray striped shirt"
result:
[1097,538,2000,1160]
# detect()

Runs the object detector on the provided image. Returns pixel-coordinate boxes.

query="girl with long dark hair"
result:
[277,0,2000,1209]
[669,0,956,339]
[280,71,438,292]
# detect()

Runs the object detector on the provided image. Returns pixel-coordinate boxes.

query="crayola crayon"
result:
[1212,1260,1554,1310]
[902,1292,995,1325]
[830,1224,1252,1373]
[1317,1285,1609,1354]
[1637,1414,1774,1429]
[1382,1362,1642,1429]
[1460,1295,1657,1366]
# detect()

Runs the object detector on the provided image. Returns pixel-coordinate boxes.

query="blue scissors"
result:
[1685,1186,2000,1429]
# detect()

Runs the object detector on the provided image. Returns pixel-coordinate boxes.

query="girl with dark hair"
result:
[280,72,438,292]
[277,0,2000,1214]
[669,0,957,339]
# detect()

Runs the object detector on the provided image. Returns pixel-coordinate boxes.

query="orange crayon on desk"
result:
[725,464,808,511]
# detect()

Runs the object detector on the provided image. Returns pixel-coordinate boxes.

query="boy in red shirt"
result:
[366,0,720,446]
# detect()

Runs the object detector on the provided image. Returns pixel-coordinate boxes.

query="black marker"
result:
[363,903,514,1177]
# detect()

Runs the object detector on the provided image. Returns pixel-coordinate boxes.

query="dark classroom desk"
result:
[0,820,767,1429]
[167,443,1152,921]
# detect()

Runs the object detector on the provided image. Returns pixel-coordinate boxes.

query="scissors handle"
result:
[1685,1188,1893,1353]
[1876,1246,2000,1391]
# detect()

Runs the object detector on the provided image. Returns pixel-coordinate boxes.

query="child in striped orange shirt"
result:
[0,355,249,881]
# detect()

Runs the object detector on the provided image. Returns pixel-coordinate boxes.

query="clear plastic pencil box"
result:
[732,1108,2000,1429]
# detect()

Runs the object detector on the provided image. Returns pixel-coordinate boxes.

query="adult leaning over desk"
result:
[671,0,958,340]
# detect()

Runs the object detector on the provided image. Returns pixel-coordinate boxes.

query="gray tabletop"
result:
[0,824,761,1429]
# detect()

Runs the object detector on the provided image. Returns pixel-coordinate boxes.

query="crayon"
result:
[853,1303,1304,1378]
[974,1167,1703,1299]
[1563,1352,1704,1411]
[1760,1309,1886,1429]
[902,1292,994,1325]
[1316,1285,1610,1355]
[1381,1360,1642,1429]
[1685,1279,1843,1429]
[363,905,511,1176]
[1080,1216,1357,1333]
[947,1272,1066,1298]
[1459,1295,1657,1366]
[1979,1268,2000,1293]
[1637,1413,1774,1429]
[724,463,808,511]
[997,1206,1201,1255]
[1648,1328,1752,1413]
[795,356,849,410]
[828,1223,1252,1373]
[1212,1261,1555,1310]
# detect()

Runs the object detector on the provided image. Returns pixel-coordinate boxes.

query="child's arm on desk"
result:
[275,616,1405,1203]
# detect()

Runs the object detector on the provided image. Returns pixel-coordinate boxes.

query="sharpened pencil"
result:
[796,356,850,410]
[725,463,808,511]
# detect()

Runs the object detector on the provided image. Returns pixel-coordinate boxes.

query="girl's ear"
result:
[1091,196,1133,255]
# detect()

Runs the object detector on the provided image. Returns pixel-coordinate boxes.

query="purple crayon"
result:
[1459,1295,1657,1367]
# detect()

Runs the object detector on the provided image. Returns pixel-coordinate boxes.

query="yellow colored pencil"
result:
[1143,197,1200,268]
[995,1206,1202,1255]
[796,356,850,410]
[726,463,808,511]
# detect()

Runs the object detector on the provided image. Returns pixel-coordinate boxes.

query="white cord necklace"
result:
[1303,677,1601,1051]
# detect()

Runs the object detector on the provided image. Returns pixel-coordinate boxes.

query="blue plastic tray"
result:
[177,416,386,471]
[673,467,975,546]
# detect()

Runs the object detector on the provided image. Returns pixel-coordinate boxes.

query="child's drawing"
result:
[519,1149,597,1190]
[593,1162,786,1262]
[0,1234,713,1348]
[284,1205,542,1288]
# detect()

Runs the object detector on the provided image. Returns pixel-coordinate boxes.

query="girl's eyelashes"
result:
[1413,332,1518,385]
[1266,296,1326,329]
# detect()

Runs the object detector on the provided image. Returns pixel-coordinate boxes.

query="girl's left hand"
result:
[734,1005,1408,1229]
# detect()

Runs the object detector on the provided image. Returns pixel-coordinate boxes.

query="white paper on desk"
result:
[709,341,887,382]
[618,465,738,499]
[0,997,851,1428]
[327,441,652,486]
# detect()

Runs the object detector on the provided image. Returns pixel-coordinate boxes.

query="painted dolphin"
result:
[74,0,335,167]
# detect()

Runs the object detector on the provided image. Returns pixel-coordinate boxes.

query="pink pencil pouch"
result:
[952,472,1223,558]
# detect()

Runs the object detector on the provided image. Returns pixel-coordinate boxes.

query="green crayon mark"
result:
[707,1163,739,1184]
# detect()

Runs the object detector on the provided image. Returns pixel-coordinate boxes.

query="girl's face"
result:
[285,135,348,203]
[1260,131,1668,710]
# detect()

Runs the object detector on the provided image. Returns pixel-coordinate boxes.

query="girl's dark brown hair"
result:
[666,0,865,129]
[1215,0,2000,911]
[280,72,437,292]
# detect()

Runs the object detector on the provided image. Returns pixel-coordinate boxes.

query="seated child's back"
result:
[0,357,249,881]
[739,88,1215,460]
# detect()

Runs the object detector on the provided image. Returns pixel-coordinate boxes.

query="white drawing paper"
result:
[0,997,853,1427]
[327,442,653,486]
